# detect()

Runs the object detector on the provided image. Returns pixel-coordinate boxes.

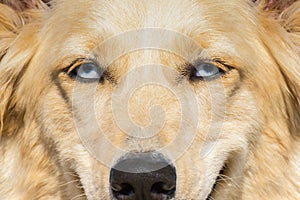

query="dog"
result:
[0,0,299,199]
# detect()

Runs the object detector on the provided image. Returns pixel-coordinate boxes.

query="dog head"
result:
[0,0,299,199]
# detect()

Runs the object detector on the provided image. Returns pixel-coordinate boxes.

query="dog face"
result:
[0,0,299,199]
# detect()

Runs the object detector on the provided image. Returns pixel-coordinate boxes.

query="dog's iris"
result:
[191,63,223,80]
[74,62,103,82]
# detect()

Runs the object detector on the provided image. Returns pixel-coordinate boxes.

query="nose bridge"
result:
[124,50,170,88]
[123,49,180,83]
[115,51,181,133]
[108,50,186,152]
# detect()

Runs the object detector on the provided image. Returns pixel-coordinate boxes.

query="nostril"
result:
[151,182,176,199]
[151,182,176,194]
[111,183,135,200]
[110,153,176,200]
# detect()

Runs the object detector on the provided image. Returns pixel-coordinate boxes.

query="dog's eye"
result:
[190,63,225,81]
[69,62,104,82]
[77,63,102,79]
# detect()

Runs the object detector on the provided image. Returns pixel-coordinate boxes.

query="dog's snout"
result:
[109,153,176,200]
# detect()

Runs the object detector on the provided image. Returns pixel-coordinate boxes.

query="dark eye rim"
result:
[64,59,105,83]
[188,60,233,82]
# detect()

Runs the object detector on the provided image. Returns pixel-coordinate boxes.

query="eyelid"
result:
[65,58,100,74]
[66,60,85,74]
[212,59,234,72]
[180,58,234,82]
[188,58,234,75]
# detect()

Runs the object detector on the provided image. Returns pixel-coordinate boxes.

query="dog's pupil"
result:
[203,65,215,73]
[82,64,93,73]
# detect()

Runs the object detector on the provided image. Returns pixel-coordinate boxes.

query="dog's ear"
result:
[0,3,41,138]
[0,0,48,11]
[277,1,300,136]
[253,0,296,13]
[256,0,300,135]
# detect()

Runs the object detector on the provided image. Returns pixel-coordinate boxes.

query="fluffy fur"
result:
[0,0,299,199]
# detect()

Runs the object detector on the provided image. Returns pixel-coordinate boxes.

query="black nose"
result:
[109,153,176,200]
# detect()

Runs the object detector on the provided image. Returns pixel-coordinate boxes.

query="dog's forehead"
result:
[44,0,257,70]
[52,0,253,35]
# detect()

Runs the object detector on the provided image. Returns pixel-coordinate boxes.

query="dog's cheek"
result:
[37,79,117,194]
[74,159,112,199]
[36,81,87,158]
[36,85,114,197]
[174,79,261,198]
[210,88,262,198]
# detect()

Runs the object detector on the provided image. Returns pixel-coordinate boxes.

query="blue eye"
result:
[70,62,104,82]
[191,63,224,81]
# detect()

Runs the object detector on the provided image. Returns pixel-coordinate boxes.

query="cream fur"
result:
[0,0,299,199]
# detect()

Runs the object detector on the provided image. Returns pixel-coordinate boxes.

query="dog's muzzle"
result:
[109,153,176,200]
